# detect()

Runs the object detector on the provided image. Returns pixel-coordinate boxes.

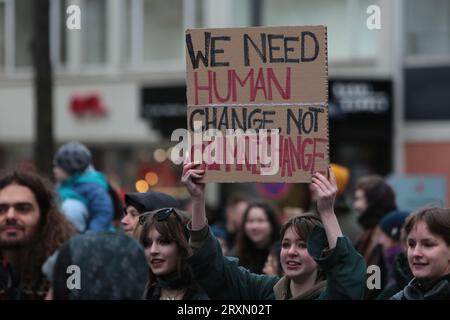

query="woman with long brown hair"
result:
[234,201,280,274]
[138,207,208,300]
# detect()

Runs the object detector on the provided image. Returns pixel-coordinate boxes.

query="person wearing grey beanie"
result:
[53,142,92,176]
[53,141,115,233]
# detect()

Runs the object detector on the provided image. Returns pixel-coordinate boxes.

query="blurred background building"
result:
[0,0,449,213]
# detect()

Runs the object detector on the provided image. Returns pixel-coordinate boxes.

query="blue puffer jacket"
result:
[58,168,114,232]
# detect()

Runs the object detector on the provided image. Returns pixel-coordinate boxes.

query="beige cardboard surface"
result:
[186,26,327,106]
[186,105,329,183]
[185,26,328,183]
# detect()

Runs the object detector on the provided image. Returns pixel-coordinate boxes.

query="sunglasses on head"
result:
[138,207,181,225]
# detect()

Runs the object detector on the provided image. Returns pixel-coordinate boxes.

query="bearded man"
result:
[0,171,74,299]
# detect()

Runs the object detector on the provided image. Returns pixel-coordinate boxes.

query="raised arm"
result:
[310,167,343,249]
[181,162,278,300]
[181,162,206,231]
[309,167,366,300]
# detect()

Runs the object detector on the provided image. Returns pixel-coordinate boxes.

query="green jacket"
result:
[186,225,366,300]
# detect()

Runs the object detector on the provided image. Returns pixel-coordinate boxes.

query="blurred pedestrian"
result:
[377,211,414,299]
[234,201,280,274]
[53,141,115,232]
[224,194,250,252]
[0,171,75,299]
[391,207,450,300]
[52,232,148,299]
[353,174,397,299]
[121,191,179,238]
[263,241,283,277]
[139,207,208,300]
[210,224,229,256]
[378,210,411,275]
[330,164,362,243]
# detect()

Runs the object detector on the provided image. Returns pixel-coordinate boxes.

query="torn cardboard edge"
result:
[185,25,329,183]
[187,104,329,183]
[186,25,328,106]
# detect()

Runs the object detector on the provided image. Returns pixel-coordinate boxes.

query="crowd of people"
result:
[1,141,449,300]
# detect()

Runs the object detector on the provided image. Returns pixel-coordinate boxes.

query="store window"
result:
[15,0,32,67]
[143,0,183,62]
[81,0,106,65]
[121,0,203,66]
[406,0,450,56]
[57,0,67,65]
[0,0,68,72]
[263,0,379,62]
[49,0,67,67]
[232,0,251,27]
[194,0,204,28]
[0,1,4,70]
[120,0,132,65]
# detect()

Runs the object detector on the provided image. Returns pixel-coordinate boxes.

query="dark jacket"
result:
[144,265,209,300]
[355,228,387,299]
[237,246,270,275]
[186,225,366,300]
[391,273,450,300]
[146,283,209,300]
[0,254,49,300]
[377,252,414,300]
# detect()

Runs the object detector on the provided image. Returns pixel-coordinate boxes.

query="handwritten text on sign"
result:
[185,26,329,183]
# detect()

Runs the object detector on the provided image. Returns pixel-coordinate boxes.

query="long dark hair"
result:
[356,175,397,230]
[0,171,75,293]
[138,209,195,291]
[235,201,280,273]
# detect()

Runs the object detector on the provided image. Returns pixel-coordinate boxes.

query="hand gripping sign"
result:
[185,26,329,183]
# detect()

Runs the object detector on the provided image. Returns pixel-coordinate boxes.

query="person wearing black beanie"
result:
[121,191,180,238]
[376,210,414,299]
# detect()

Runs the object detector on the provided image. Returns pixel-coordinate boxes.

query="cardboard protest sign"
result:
[185,26,329,182]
